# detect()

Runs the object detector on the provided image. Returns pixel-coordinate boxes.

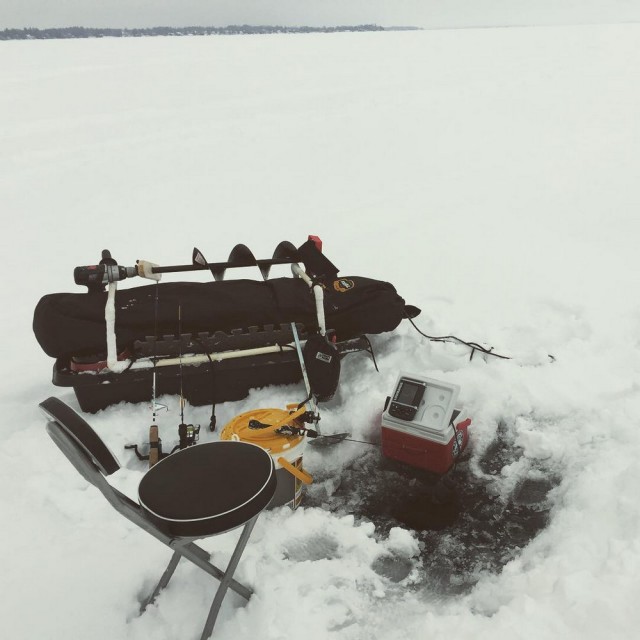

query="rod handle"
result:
[148,425,160,468]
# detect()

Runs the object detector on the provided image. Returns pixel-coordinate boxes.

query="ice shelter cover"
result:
[33,276,410,359]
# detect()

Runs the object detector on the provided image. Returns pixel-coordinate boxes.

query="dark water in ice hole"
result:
[304,422,560,594]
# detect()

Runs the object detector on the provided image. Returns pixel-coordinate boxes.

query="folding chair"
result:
[39,397,276,639]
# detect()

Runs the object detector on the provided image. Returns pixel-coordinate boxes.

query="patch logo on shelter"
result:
[334,278,355,292]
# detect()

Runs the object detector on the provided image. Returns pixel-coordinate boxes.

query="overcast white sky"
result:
[1,0,640,30]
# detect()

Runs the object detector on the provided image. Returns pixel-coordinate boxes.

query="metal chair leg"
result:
[199,516,259,640]
[179,541,253,601]
[140,550,181,613]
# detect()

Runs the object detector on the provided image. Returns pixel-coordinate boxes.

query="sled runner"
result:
[33,238,418,412]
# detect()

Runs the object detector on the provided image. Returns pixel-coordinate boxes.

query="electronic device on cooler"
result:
[381,373,471,474]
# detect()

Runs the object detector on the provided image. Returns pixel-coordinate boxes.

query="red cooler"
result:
[381,374,471,475]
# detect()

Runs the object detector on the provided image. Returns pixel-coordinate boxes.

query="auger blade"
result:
[192,247,208,267]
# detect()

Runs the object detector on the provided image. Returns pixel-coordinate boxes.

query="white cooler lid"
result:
[383,373,461,435]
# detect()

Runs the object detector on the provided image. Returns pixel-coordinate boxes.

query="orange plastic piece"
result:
[278,457,313,484]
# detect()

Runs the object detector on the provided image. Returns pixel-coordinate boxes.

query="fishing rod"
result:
[125,280,167,466]
[148,282,167,467]
[126,301,200,463]
[174,303,200,451]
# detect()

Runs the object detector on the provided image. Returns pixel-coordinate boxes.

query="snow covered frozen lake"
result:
[1,22,640,639]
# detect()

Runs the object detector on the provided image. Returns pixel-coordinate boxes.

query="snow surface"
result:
[1,24,640,640]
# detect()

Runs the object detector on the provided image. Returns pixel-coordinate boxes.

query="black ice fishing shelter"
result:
[33,239,418,412]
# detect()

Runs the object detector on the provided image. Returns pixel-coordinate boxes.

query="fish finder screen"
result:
[396,380,422,406]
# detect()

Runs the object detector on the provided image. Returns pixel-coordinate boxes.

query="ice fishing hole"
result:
[305,429,560,595]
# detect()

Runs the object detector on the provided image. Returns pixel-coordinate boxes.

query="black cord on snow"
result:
[406,316,511,361]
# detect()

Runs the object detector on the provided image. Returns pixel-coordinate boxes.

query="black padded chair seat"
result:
[138,441,276,538]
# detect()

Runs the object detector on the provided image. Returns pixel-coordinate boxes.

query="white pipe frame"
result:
[105,282,118,370]
[103,261,324,372]
[104,260,161,372]
[291,263,326,336]
[127,343,295,371]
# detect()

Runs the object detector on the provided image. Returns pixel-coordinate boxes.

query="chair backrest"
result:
[39,397,120,481]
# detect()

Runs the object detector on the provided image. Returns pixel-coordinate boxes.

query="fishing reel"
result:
[275,424,319,439]
[274,409,320,439]
[126,422,201,466]
[178,423,200,450]
[125,424,167,466]
[248,418,318,439]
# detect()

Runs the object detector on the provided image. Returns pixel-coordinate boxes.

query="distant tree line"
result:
[0,25,390,41]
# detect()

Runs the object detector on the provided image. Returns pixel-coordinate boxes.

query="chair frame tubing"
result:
[45,418,258,638]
